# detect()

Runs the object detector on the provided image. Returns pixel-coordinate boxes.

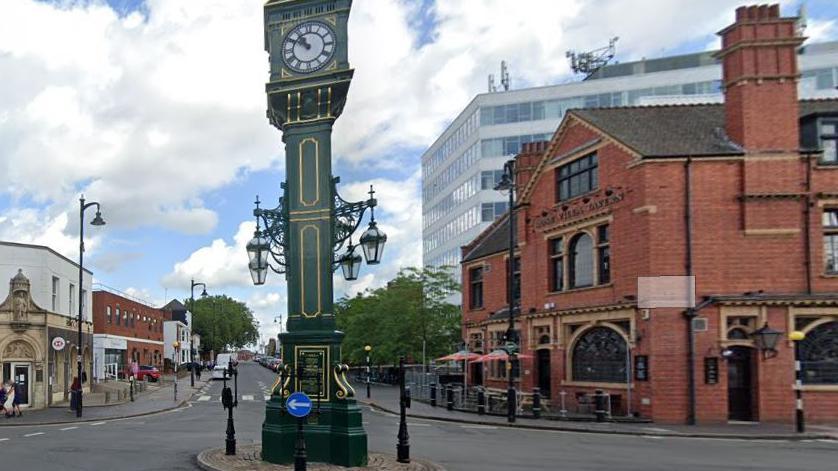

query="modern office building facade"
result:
[421,40,838,287]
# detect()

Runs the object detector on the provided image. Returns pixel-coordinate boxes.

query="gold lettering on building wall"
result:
[534,192,625,231]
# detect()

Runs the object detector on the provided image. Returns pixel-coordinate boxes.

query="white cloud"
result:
[161,221,255,289]
[0,0,277,238]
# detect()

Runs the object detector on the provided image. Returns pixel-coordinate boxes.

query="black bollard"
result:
[397,356,410,463]
[294,417,307,471]
[477,389,486,415]
[430,382,437,407]
[446,385,454,411]
[129,376,135,402]
[594,389,606,423]
[532,388,541,419]
[223,363,237,455]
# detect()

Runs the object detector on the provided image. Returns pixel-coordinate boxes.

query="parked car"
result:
[135,365,160,382]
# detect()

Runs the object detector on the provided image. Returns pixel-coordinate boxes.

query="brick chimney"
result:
[515,141,548,196]
[716,4,805,152]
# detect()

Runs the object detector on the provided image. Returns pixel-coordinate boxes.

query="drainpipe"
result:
[804,153,813,294]
[684,157,697,425]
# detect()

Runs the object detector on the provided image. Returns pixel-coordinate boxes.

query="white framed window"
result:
[69,283,75,316]
[51,277,59,311]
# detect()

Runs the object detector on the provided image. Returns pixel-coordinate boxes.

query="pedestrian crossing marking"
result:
[198,395,211,401]
[24,433,45,437]
[265,395,271,400]
[242,395,254,401]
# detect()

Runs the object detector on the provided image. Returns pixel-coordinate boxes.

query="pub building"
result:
[461,4,838,424]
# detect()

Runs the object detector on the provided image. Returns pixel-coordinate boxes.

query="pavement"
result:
[356,382,838,440]
[0,362,836,471]
[0,376,208,426]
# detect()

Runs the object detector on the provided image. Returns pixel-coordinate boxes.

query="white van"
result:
[212,352,237,380]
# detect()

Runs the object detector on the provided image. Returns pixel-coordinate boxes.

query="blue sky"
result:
[3,0,837,344]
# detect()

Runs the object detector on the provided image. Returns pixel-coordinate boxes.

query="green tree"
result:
[188,295,259,354]
[336,266,461,366]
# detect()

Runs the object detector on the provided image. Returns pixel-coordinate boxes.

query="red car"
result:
[134,365,160,382]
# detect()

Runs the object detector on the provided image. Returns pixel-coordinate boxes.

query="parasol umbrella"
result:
[436,350,482,362]
[472,349,534,363]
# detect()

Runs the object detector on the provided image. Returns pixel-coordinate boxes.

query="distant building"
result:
[161,299,193,367]
[91,288,166,381]
[0,241,94,409]
[422,37,838,300]
[461,5,838,424]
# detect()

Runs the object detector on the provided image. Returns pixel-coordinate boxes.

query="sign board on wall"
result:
[637,276,696,308]
[51,337,66,351]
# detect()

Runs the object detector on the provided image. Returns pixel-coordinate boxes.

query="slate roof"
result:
[571,98,838,158]
[162,299,187,313]
[461,213,513,263]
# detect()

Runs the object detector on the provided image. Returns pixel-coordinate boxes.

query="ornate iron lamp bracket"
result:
[331,177,376,271]
[254,187,290,274]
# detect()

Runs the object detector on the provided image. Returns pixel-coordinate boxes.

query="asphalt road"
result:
[0,362,835,471]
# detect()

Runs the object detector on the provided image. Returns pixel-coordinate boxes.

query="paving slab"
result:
[197,444,444,471]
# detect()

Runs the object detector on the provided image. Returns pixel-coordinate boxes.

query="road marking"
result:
[817,439,837,443]
[407,423,432,427]
[460,425,497,430]
[242,395,254,401]
[198,396,211,401]
[90,422,106,426]
[0,438,9,442]
[642,436,663,440]
[265,395,271,400]
[24,433,45,437]
[60,427,78,431]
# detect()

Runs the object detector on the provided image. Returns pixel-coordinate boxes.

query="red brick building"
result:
[461,5,838,424]
[92,289,166,380]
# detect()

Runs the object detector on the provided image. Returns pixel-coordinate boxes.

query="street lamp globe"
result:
[359,221,387,265]
[247,230,270,285]
[364,345,372,352]
[339,243,363,281]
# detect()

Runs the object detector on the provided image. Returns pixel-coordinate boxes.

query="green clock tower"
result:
[250,0,381,467]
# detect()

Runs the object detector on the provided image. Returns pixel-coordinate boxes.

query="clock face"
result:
[281,21,336,74]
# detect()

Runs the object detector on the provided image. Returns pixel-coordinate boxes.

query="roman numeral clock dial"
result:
[282,21,336,74]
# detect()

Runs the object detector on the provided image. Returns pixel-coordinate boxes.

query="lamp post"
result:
[789,330,806,433]
[494,159,518,423]
[189,280,208,387]
[76,195,105,418]
[364,345,372,399]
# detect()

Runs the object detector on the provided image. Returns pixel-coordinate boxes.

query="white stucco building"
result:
[0,241,94,408]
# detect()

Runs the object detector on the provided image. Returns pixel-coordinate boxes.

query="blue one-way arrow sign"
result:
[286,391,312,418]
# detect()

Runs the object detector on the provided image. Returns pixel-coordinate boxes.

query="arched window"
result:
[106,306,112,324]
[116,307,121,325]
[569,233,594,289]
[572,326,627,383]
[800,321,838,384]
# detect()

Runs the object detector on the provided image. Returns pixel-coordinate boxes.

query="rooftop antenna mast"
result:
[566,36,619,79]
[487,61,510,93]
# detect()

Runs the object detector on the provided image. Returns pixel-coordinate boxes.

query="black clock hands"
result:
[297,35,312,50]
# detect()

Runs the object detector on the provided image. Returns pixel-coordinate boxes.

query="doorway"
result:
[727,346,754,421]
[11,363,31,406]
[470,362,483,386]
[536,349,551,398]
